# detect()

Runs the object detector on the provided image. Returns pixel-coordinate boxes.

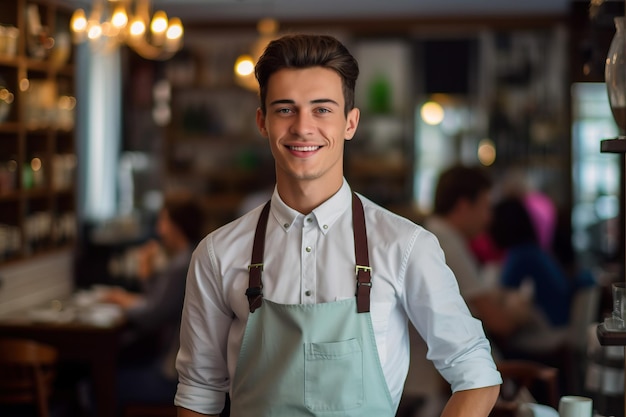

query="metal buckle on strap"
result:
[355,265,372,275]
[248,263,264,271]
[355,265,372,288]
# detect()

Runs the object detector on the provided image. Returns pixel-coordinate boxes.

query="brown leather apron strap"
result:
[246,194,372,314]
[247,201,271,313]
[352,193,372,313]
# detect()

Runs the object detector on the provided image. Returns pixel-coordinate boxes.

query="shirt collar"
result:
[270,179,352,235]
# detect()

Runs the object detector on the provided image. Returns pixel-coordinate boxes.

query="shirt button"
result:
[305,246,312,252]
[305,290,312,296]
[283,223,290,228]
[323,225,328,229]
[307,217,313,223]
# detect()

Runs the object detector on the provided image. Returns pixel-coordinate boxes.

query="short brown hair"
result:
[255,34,359,116]
[433,164,493,215]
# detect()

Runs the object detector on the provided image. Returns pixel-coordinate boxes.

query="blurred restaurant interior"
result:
[1,0,626,416]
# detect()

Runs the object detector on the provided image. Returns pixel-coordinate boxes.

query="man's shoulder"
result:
[358,194,427,240]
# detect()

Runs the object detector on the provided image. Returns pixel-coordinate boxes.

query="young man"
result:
[175,34,501,417]
[424,165,532,341]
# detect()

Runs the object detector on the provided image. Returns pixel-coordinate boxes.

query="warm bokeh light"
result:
[111,5,128,29]
[31,157,42,172]
[166,18,183,40]
[19,78,29,92]
[70,1,183,60]
[58,95,77,110]
[420,101,445,125]
[129,18,146,36]
[477,139,496,166]
[71,9,87,32]
[0,88,14,103]
[235,55,255,77]
[87,22,102,40]
[150,11,168,34]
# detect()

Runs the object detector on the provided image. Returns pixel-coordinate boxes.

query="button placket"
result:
[301,215,316,301]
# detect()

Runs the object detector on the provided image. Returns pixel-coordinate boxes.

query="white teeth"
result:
[289,146,320,152]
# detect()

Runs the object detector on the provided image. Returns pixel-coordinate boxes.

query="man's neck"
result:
[276,177,343,214]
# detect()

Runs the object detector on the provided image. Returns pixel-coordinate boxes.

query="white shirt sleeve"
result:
[175,236,231,415]
[402,229,502,392]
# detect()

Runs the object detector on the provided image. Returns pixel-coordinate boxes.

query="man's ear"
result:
[256,108,268,137]
[344,107,360,140]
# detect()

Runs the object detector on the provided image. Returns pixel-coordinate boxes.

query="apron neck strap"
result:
[352,193,372,313]
[246,193,372,313]
[246,201,271,313]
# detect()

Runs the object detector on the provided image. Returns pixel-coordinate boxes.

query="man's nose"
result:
[290,112,315,136]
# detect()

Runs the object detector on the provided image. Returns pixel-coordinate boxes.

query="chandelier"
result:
[70,0,184,61]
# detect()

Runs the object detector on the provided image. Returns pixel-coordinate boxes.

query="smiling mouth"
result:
[287,145,321,152]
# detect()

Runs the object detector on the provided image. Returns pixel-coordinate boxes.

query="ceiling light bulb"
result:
[69,1,184,60]
[87,22,103,40]
[129,18,146,36]
[71,9,87,33]
[111,5,128,28]
[151,11,168,34]
[235,55,255,76]
[166,18,183,40]
[420,101,444,125]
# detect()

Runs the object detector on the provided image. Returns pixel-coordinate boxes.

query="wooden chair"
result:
[0,338,58,417]
[490,359,560,417]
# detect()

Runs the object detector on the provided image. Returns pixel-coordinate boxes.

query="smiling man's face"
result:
[256,66,359,192]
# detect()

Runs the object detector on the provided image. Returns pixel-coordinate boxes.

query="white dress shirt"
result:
[422,216,491,300]
[175,180,502,415]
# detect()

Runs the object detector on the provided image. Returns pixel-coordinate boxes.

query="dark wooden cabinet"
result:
[0,0,77,264]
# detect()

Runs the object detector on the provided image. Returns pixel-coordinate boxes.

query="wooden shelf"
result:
[0,0,78,265]
[597,323,626,346]
[601,138,626,154]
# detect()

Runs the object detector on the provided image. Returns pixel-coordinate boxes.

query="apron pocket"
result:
[304,338,363,412]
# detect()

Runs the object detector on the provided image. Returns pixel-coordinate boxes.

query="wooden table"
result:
[0,314,125,417]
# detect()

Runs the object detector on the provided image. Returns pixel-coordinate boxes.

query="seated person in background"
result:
[489,196,595,329]
[497,167,558,253]
[100,193,205,408]
[487,196,596,395]
[471,167,557,268]
[424,164,532,343]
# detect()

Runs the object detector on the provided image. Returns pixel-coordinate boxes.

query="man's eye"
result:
[277,108,292,114]
[316,108,331,114]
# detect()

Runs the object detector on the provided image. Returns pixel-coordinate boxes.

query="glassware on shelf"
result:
[23,80,57,129]
[0,157,18,194]
[605,16,626,138]
[26,4,55,60]
[49,32,71,69]
[0,76,14,123]
[0,25,19,57]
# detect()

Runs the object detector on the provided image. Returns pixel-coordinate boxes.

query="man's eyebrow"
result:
[268,98,340,106]
[269,99,295,106]
[311,98,340,106]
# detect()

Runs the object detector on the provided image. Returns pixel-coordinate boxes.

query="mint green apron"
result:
[229,194,395,416]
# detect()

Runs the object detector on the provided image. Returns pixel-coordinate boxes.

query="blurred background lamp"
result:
[70,0,184,61]
[420,101,445,125]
